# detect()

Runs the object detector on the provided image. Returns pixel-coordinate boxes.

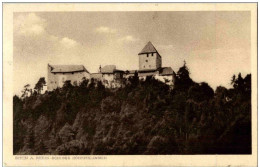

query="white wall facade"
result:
[47,66,91,91]
[154,74,175,86]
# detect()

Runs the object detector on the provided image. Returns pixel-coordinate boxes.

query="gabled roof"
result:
[138,68,158,73]
[101,65,116,73]
[130,67,175,76]
[114,69,124,73]
[138,41,159,55]
[49,64,89,73]
[101,65,124,74]
[159,67,175,76]
[126,70,137,74]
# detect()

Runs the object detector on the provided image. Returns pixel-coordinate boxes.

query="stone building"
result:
[47,64,91,91]
[47,41,175,91]
[91,65,125,88]
[126,41,176,87]
[138,41,162,70]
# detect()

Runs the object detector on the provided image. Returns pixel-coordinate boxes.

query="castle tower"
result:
[138,41,162,70]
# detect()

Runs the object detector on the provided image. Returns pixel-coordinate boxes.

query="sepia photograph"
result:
[3,2,257,167]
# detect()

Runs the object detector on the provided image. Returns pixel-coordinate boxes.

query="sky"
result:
[13,11,251,95]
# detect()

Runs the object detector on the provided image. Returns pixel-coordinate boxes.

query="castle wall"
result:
[91,73,121,88]
[47,65,57,91]
[138,71,159,77]
[154,75,175,86]
[47,67,90,91]
[91,73,102,81]
[102,73,114,82]
[124,73,136,79]
[102,73,114,88]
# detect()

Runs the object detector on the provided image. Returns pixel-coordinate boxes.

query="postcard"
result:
[3,3,257,167]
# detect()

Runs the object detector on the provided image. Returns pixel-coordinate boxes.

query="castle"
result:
[47,42,176,91]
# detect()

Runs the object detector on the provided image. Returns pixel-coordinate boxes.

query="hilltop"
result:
[13,64,251,155]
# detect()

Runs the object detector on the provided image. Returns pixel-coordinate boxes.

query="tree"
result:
[177,60,189,79]
[244,74,251,93]
[231,73,251,94]
[34,77,46,94]
[35,139,47,155]
[199,82,214,100]
[21,84,31,99]
[63,80,73,90]
[97,80,105,91]
[231,74,236,86]
[175,61,194,91]
[188,82,214,102]
[128,71,139,88]
[80,77,89,88]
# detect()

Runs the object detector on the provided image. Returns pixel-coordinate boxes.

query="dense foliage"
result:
[13,64,251,155]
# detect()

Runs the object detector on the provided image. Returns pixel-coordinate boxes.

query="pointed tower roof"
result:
[138,41,158,55]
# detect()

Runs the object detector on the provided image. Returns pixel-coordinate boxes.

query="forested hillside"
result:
[13,63,251,155]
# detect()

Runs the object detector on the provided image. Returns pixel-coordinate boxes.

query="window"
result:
[146,60,148,62]
[147,54,149,57]
[144,65,145,68]
[152,53,153,56]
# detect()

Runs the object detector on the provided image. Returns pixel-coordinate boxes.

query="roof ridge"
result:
[138,41,159,55]
[50,64,87,73]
